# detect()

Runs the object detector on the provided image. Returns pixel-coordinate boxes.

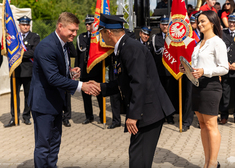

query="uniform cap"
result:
[141,26,151,35]
[190,14,196,23]
[85,14,94,24]
[228,13,235,22]
[160,15,169,24]
[99,14,126,31]
[17,15,31,24]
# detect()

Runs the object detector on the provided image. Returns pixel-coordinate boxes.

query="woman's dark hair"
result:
[227,0,235,14]
[197,10,222,40]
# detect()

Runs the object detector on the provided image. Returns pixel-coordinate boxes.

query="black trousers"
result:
[219,77,235,119]
[182,76,194,127]
[82,91,103,122]
[62,92,71,121]
[129,119,164,168]
[10,76,31,120]
[81,76,103,122]
[159,76,177,119]
[110,93,122,124]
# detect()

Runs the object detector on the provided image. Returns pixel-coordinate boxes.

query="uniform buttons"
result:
[141,113,143,116]
[127,104,129,107]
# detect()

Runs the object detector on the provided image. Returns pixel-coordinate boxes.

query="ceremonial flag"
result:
[87,0,114,73]
[1,0,25,77]
[163,0,196,80]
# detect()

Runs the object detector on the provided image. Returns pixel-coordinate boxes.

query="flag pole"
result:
[179,76,182,132]
[102,60,106,129]
[12,71,18,126]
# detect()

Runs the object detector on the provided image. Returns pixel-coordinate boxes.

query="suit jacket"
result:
[15,31,40,77]
[76,31,102,80]
[28,32,78,115]
[101,35,175,130]
[223,29,235,78]
[152,33,171,76]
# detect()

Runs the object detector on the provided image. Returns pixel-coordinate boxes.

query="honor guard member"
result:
[96,14,174,167]
[190,13,201,44]
[76,14,104,124]
[138,26,153,52]
[152,15,176,124]
[4,15,40,127]
[219,13,235,124]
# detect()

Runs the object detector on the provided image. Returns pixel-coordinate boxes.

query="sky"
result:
[150,0,227,11]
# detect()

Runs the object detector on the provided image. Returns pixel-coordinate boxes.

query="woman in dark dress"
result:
[180,11,229,168]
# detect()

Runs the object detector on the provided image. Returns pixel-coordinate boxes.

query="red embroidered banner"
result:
[87,0,114,73]
[163,0,196,80]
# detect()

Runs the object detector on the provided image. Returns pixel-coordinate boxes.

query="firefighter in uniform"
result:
[138,26,153,52]
[76,14,103,124]
[4,15,40,127]
[92,13,174,168]
[219,13,235,124]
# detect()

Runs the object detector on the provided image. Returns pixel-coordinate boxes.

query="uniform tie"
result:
[231,32,234,37]
[63,43,69,77]
[22,34,25,40]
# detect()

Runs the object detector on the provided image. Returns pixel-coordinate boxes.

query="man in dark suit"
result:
[152,15,176,125]
[91,14,174,168]
[219,14,235,124]
[76,14,103,124]
[4,16,40,127]
[27,12,98,167]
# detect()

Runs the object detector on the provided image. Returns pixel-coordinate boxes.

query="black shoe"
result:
[107,123,121,129]
[97,120,103,124]
[82,118,94,124]
[23,119,31,125]
[182,125,190,132]
[63,119,71,127]
[167,118,175,124]
[4,119,19,127]
[217,162,220,168]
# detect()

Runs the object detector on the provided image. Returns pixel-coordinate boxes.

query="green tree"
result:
[2,0,117,41]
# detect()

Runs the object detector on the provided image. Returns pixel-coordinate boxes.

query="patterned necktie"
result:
[63,43,69,77]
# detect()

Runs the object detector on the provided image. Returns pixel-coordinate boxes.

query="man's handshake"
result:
[81,80,101,96]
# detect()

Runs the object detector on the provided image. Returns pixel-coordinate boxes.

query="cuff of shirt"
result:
[76,81,83,92]
[203,68,212,78]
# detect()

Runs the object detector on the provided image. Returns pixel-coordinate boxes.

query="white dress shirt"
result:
[114,34,125,56]
[191,35,229,78]
[55,31,82,92]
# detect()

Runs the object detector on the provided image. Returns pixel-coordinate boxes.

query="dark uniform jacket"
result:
[101,35,175,130]
[152,32,171,76]
[76,31,102,80]
[138,38,153,53]
[223,29,235,78]
[15,31,40,77]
